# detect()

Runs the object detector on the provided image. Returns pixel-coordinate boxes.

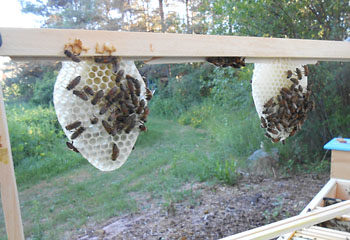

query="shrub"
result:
[6,104,62,166]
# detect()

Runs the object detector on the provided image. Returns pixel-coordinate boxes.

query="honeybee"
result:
[305,91,311,101]
[120,102,129,115]
[136,106,143,114]
[286,70,293,78]
[140,106,150,122]
[142,76,148,87]
[277,95,283,102]
[136,99,146,114]
[114,70,124,83]
[66,141,79,153]
[260,117,267,128]
[125,120,136,134]
[114,91,124,102]
[90,116,98,124]
[131,93,139,107]
[265,132,272,139]
[233,57,246,68]
[113,61,120,74]
[65,121,81,131]
[94,56,117,63]
[290,78,299,85]
[116,115,127,123]
[264,97,274,108]
[111,143,119,161]
[298,85,303,92]
[66,76,81,90]
[126,102,135,112]
[99,103,110,115]
[267,128,278,135]
[83,86,94,96]
[139,99,146,108]
[64,50,81,62]
[102,120,116,136]
[275,123,282,132]
[295,68,302,80]
[271,137,281,143]
[119,84,126,92]
[71,127,86,140]
[126,78,135,93]
[132,78,141,90]
[73,90,88,101]
[281,87,291,95]
[303,65,309,76]
[281,120,289,128]
[146,88,153,101]
[135,88,141,97]
[91,90,104,105]
[105,86,118,102]
[139,123,147,132]
[126,74,136,81]
[125,113,137,124]
[123,90,130,100]
[262,108,273,115]
[289,127,297,137]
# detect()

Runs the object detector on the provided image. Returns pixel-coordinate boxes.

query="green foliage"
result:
[150,63,212,118]
[3,62,59,104]
[6,104,85,185]
[178,103,213,128]
[208,65,253,109]
[214,159,238,185]
[31,70,57,105]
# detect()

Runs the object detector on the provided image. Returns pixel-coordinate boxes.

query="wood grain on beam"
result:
[0,28,349,62]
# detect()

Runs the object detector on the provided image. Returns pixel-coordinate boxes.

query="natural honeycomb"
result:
[252,58,309,141]
[54,59,147,171]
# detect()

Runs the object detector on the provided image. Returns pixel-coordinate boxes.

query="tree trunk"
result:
[186,0,191,33]
[159,0,165,32]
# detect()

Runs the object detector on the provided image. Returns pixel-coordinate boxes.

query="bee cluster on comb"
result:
[260,66,314,143]
[54,57,152,171]
[206,57,246,68]
[252,59,315,143]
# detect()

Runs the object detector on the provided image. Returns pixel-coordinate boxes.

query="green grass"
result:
[0,115,231,239]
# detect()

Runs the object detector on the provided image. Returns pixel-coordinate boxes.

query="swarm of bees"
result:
[260,65,314,143]
[206,57,246,68]
[63,56,152,161]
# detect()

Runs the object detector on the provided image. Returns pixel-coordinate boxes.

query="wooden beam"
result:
[295,226,350,240]
[220,200,350,240]
[0,85,24,239]
[0,28,349,63]
[278,178,337,240]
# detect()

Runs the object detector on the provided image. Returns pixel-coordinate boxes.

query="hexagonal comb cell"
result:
[54,59,149,171]
[252,58,312,142]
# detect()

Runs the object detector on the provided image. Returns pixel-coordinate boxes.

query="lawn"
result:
[0,116,223,239]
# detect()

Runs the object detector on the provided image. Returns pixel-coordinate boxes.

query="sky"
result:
[0,0,43,28]
[0,0,186,75]
[0,0,43,75]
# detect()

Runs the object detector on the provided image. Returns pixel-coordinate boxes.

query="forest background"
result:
[1,0,350,238]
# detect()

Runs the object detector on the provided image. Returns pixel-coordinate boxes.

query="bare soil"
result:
[78,173,328,240]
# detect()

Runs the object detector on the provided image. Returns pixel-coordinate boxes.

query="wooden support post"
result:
[0,85,24,240]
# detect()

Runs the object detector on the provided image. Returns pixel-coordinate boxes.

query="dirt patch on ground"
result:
[78,173,328,240]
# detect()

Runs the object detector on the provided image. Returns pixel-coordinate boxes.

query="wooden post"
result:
[0,85,24,239]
